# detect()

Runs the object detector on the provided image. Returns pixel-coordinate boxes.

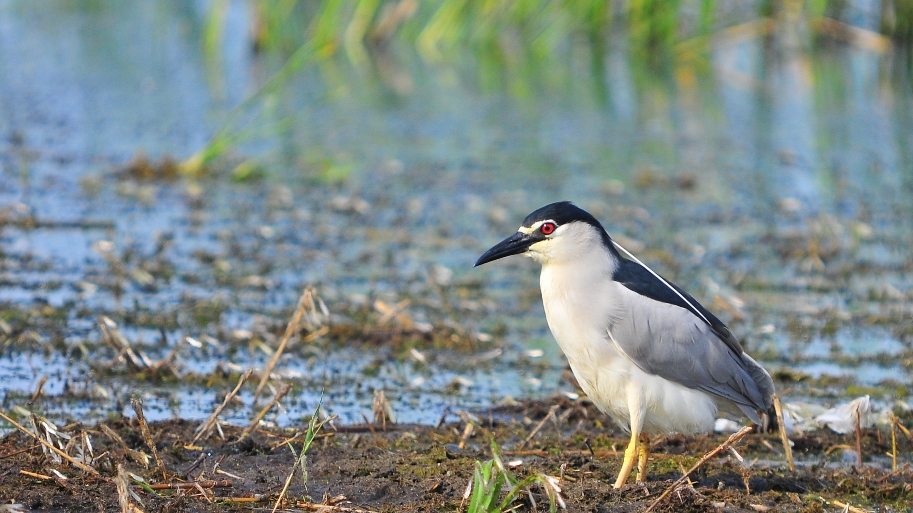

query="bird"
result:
[474,201,775,488]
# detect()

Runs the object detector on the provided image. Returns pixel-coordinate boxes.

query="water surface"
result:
[1,2,911,426]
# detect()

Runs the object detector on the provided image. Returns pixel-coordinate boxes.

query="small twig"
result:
[504,449,624,457]
[434,407,451,429]
[359,414,379,439]
[253,288,312,402]
[150,334,185,374]
[131,399,166,481]
[294,501,378,512]
[893,416,913,443]
[0,444,39,459]
[264,430,333,451]
[0,410,100,476]
[876,462,909,483]
[458,422,474,450]
[518,405,559,449]
[28,375,48,404]
[148,480,232,490]
[51,470,72,492]
[180,453,206,478]
[645,425,754,513]
[268,431,307,451]
[237,384,292,442]
[192,369,253,444]
[891,416,897,473]
[215,468,243,480]
[229,496,266,503]
[20,470,52,480]
[772,394,795,471]
[828,498,870,513]
[193,482,214,503]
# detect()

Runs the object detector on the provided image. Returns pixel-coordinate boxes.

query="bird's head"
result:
[475,201,614,267]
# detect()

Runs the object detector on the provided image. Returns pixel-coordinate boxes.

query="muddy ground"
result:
[1,396,910,513]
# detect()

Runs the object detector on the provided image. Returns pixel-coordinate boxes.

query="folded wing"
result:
[609,257,775,422]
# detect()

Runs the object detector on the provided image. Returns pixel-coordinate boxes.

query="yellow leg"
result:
[613,431,638,489]
[636,433,650,482]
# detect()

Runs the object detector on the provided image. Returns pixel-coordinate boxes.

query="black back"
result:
[612,259,744,355]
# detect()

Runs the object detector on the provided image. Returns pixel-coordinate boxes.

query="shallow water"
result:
[1,2,911,426]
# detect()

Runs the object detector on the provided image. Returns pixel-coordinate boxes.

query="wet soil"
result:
[2,397,910,512]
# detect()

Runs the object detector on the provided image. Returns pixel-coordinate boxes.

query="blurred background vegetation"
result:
[186,0,913,177]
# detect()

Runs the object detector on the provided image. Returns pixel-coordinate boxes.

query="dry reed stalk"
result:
[374,299,411,326]
[148,480,232,490]
[115,464,132,513]
[0,410,100,476]
[237,384,292,442]
[372,390,394,429]
[253,288,313,401]
[302,326,329,342]
[270,451,298,512]
[645,425,754,513]
[131,399,166,481]
[192,369,253,444]
[891,414,913,443]
[772,394,795,471]
[99,316,145,369]
[854,408,863,467]
[100,424,150,467]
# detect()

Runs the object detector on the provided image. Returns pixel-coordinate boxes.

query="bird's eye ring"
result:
[540,222,556,235]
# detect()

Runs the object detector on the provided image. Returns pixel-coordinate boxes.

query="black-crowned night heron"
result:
[475,201,774,488]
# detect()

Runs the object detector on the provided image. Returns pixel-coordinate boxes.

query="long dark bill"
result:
[474,232,536,267]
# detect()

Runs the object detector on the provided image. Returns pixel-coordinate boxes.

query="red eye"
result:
[540,222,556,235]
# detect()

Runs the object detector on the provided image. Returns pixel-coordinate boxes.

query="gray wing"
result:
[607,284,774,423]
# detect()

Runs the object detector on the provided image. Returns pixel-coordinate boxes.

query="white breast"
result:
[539,258,719,435]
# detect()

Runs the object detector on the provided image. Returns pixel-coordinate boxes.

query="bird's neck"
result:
[539,245,618,305]
[537,244,621,375]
